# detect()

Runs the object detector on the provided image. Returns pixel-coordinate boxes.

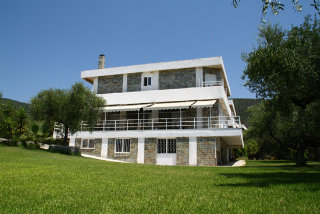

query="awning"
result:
[104,104,151,112]
[144,101,195,110]
[191,100,216,108]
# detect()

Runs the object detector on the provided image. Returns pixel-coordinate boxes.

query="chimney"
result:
[98,54,105,69]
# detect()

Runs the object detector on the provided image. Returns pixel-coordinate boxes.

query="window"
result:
[115,139,130,153]
[144,77,152,86]
[157,139,176,154]
[81,139,95,149]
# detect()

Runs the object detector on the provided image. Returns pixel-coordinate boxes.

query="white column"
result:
[69,138,75,147]
[196,67,203,87]
[101,138,108,158]
[93,77,98,94]
[137,138,145,164]
[122,74,127,92]
[189,137,197,166]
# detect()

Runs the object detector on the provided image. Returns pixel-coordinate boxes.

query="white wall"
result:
[99,86,232,117]
[71,128,243,147]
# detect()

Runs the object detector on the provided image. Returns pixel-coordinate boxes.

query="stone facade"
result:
[75,138,102,157]
[159,68,196,90]
[97,75,123,94]
[203,67,221,81]
[107,138,138,163]
[197,137,216,166]
[127,73,141,92]
[144,138,157,164]
[176,137,189,165]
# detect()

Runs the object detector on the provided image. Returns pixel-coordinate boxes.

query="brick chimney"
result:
[98,54,105,69]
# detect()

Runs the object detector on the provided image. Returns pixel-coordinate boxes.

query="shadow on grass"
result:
[218,162,320,191]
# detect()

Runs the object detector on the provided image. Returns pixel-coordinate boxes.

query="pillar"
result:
[189,137,197,166]
[137,138,145,164]
[101,138,108,158]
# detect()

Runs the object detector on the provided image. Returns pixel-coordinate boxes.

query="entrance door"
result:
[156,139,177,165]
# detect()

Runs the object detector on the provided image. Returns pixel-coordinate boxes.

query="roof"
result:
[81,56,231,96]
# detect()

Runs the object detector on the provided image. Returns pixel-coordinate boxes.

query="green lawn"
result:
[0,146,319,213]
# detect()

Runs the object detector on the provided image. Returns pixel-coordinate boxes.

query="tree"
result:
[15,107,28,137]
[242,15,320,166]
[232,0,320,15]
[30,83,106,144]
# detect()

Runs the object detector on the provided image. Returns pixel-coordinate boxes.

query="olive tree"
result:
[242,15,320,166]
[30,83,106,144]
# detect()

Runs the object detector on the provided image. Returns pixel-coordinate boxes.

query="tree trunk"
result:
[64,125,69,146]
[296,144,306,166]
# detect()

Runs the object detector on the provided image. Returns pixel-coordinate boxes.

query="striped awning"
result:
[144,101,195,110]
[191,100,216,108]
[104,104,151,112]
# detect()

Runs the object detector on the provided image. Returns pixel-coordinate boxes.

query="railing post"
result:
[194,118,196,129]
[115,120,117,131]
[208,117,209,129]
[152,119,154,130]
[127,120,129,130]
[180,117,182,129]
[103,121,105,131]
[166,118,167,130]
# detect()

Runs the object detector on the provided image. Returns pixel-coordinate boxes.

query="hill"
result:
[233,98,262,127]
[0,98,30,111]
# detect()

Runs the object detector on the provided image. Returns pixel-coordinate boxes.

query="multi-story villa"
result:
[64,55,243,166]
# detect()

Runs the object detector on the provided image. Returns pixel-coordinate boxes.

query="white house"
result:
[61,55,243,166]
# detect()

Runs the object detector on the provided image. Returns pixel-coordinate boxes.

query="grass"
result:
[0,146,319,213]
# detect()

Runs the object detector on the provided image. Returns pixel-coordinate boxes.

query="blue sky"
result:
[0,0,316,103]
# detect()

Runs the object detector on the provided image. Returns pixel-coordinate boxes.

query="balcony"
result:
[54,116,241,134]
[201,80,223,87]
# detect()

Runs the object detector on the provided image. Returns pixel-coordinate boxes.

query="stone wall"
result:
[159,68,196,90]
[107,138,138,163]
[197,137,216,166]
[176,137,189,165]
[127,73,141,92]
[144,138,157,164]
[97,75,123,94]
[203,67,221,81]
[75,138,102,157]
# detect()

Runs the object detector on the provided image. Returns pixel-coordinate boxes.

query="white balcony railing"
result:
[202,81,223,87]
[54,116,241,134]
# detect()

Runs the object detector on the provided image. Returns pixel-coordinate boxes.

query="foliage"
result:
[232,98,262,127]
[242,16,320,165]
[0,103,28,142]
[30,82,106,144]
[235,138,260,159]
[0,147,319,213]
[232,0,320,15]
